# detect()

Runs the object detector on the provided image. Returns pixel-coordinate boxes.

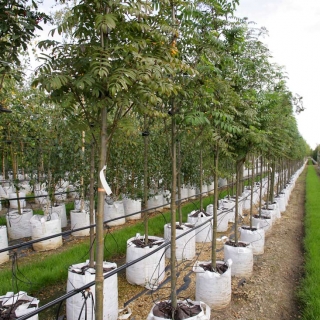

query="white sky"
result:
[236,0,320,149]
[32,0,320,149]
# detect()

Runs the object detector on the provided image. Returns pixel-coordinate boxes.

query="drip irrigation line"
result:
[1,183,261,255]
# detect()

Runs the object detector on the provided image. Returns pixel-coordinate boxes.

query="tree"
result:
[0,0,49,91]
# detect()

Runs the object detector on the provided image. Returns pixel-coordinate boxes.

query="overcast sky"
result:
[236,0,320,149]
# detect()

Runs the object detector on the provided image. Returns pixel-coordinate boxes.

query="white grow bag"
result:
[177,186,189,202]
[34,190,49,205]
[252,215,272,233]
[188,186,196,200]
[104,201,125,226]
[188,210,212,243]
[147,300,211,320]
[193,259,232,310]
[66,261,118,320]
[147,195,163,212]
[0,226,9,264]
[197,185,208,196]
[55,187,67,201]
[126,235,165,290]
[123,197,142,220]
[19,181,32,194]
[261,208,277,224]
[206,205,229,232]
[164,223,196,261]
[274,195,286,213]
[264,201,281,219]
[0,291,39,320]
[9,192,26,209]
[207,182,214,194]
[220,199,235,223]
[239,226,265,255]
[43,204,67,228]
[70,210,92,237]
[0,184,10,198]
[74,199,90,211]
[224,241,253,277]
[6,209,33,240]
[30,213,62,251]
[68,185,78,198]
[242,189,252,210]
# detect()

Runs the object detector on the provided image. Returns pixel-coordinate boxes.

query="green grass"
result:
[65,201,75,217]
[299,165,320,319]
[0,215,6,226]
[0,195,217,296]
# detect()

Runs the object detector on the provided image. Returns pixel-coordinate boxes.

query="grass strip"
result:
[0,195,219,295]
[299,164,320,319]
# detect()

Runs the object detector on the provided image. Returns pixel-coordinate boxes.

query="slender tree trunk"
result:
[89,142,95,268]
[211,144,219,270]
[80,131,85,211]
[2,152,5,179]
[143,115,149,244]
[199,149,203,211]
[95,106,108,320]
[234,160,243,245]
[258,156,263,218]
[269,158,275,203]
[266,160,270,209]
[249,155,255,229]
[177,141,182,225]
[170,98,177,308]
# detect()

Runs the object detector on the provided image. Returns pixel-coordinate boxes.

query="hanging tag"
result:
[99,165,112,195]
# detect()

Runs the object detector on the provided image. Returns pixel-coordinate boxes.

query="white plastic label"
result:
[99,165,112,195]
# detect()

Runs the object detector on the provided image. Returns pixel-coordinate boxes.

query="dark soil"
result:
[153,301,202,319]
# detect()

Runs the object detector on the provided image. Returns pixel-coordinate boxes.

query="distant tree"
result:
[0,0,49,89]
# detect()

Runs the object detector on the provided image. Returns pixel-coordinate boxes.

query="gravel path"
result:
[210,169,305,320]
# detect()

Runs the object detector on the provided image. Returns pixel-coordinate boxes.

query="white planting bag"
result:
[0,226,9,264]
[193,259,232,310]
[164,223,196,261]
[126,235,165,290]
[30,213,62,251]
[6,209,33,240]
[66,261,118,320]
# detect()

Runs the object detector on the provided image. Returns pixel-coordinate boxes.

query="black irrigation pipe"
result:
[0,178,269,254]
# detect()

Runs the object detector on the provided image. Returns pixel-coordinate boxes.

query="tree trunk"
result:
[89,142,95,268]
[177,141,182,225]
[80,131,85,211]
[143,115,149,244]
[211,144,219,270]
[266,160,270,209]
[249,155,255,229]
[258,156,263,218]
[234,160,243,245]
[199,149,203,211]
[170,98,177,308]
[95,106,108,320]
[269,158,275,203]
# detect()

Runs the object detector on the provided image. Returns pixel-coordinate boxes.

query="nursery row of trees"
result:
[0,0,310,191]
[0,0,310,319]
